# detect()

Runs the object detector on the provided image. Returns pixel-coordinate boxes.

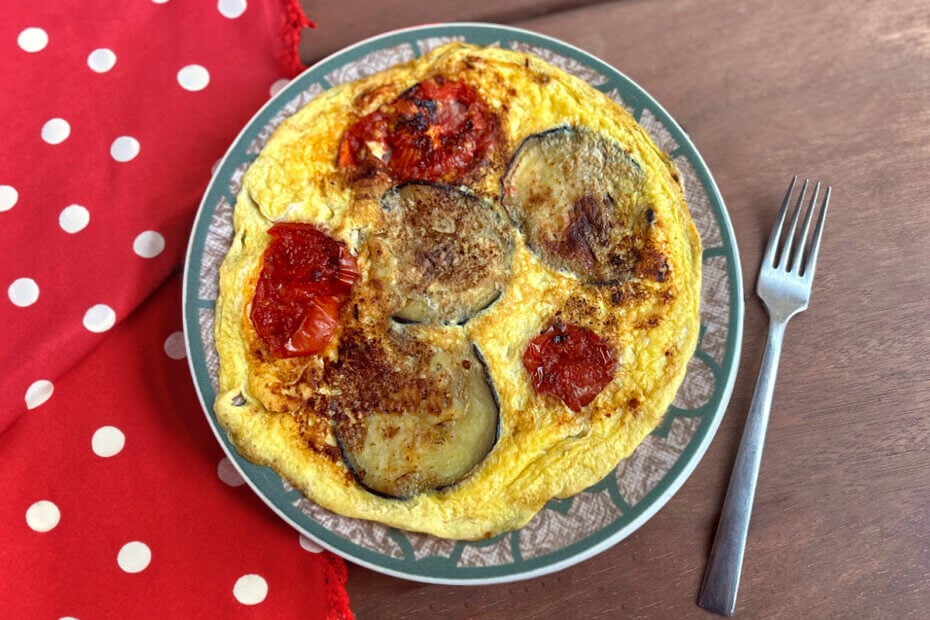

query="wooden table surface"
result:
[298,0,930,616]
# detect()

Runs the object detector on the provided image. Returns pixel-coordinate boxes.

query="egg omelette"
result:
[213,42,702,540]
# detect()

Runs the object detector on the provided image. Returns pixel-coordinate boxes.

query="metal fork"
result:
[698,176,831,616]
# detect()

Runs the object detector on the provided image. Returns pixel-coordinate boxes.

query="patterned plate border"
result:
[182,23,743,585]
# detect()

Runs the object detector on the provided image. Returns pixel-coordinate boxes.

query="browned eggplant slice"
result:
[373,182,514,324]
[501,126,654,284]
[331,326,499,498]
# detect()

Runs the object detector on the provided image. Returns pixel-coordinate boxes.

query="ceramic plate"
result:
[183,23,743,585]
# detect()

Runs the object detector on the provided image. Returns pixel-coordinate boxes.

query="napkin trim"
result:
[322,550,354,619]
[281,0,315,77]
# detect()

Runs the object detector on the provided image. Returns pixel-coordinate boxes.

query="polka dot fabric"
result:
[0,2,351,618]
[0,276,351,617]
[0,0,314,432]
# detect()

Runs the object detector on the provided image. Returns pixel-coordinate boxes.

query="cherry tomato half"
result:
[250,223,359,358]
[522,320,617,412]
[338,78,498,183]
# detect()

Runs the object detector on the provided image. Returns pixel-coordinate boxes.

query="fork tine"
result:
[789,181,820,272]
[802,185,830,280]
[764,175,798,267]
[777,178,809,270]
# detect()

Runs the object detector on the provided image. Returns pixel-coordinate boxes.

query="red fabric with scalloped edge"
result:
[0,1,351,617]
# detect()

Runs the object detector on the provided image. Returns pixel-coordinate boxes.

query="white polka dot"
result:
[299,534,323,553]
[217,457,245,487]
[117,541,151,573]
[83,304,116,333]
[164,331,187,359]
[0,185,18,212]
[133,230,165,258]
[92,426,125,457]
[151,0,170,3]
[87,48,117,73]
[18,27,48,53]
[9,278,39,307]
[218,0,247,19]
[233,574,268,605]
[59,204,90,233]
[110,136,140,162]
[60,617,79,620]
[42,118,71,145]
[269,78,289,97]
[26,500,60,532]
[177,65,210,92]
[25,380,54,409]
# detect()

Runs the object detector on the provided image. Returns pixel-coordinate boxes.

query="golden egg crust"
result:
[214,43,702,540]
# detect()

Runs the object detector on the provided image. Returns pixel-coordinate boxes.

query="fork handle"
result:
[698,319,787,616]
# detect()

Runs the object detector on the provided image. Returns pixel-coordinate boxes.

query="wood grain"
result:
[296,0,930,616]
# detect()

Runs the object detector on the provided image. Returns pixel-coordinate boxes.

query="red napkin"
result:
[0,1,352,617]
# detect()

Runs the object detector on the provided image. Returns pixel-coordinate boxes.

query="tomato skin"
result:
[283,296,341,356]
[522,321,617,412]
[250,223,359,358]
[338,78,498,183]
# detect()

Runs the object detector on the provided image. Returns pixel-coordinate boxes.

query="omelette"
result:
[213,42,702,540]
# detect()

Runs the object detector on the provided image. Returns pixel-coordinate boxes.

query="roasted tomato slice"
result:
[250,223,359,358]
[522,320,617,412]
[338,78,498,183]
